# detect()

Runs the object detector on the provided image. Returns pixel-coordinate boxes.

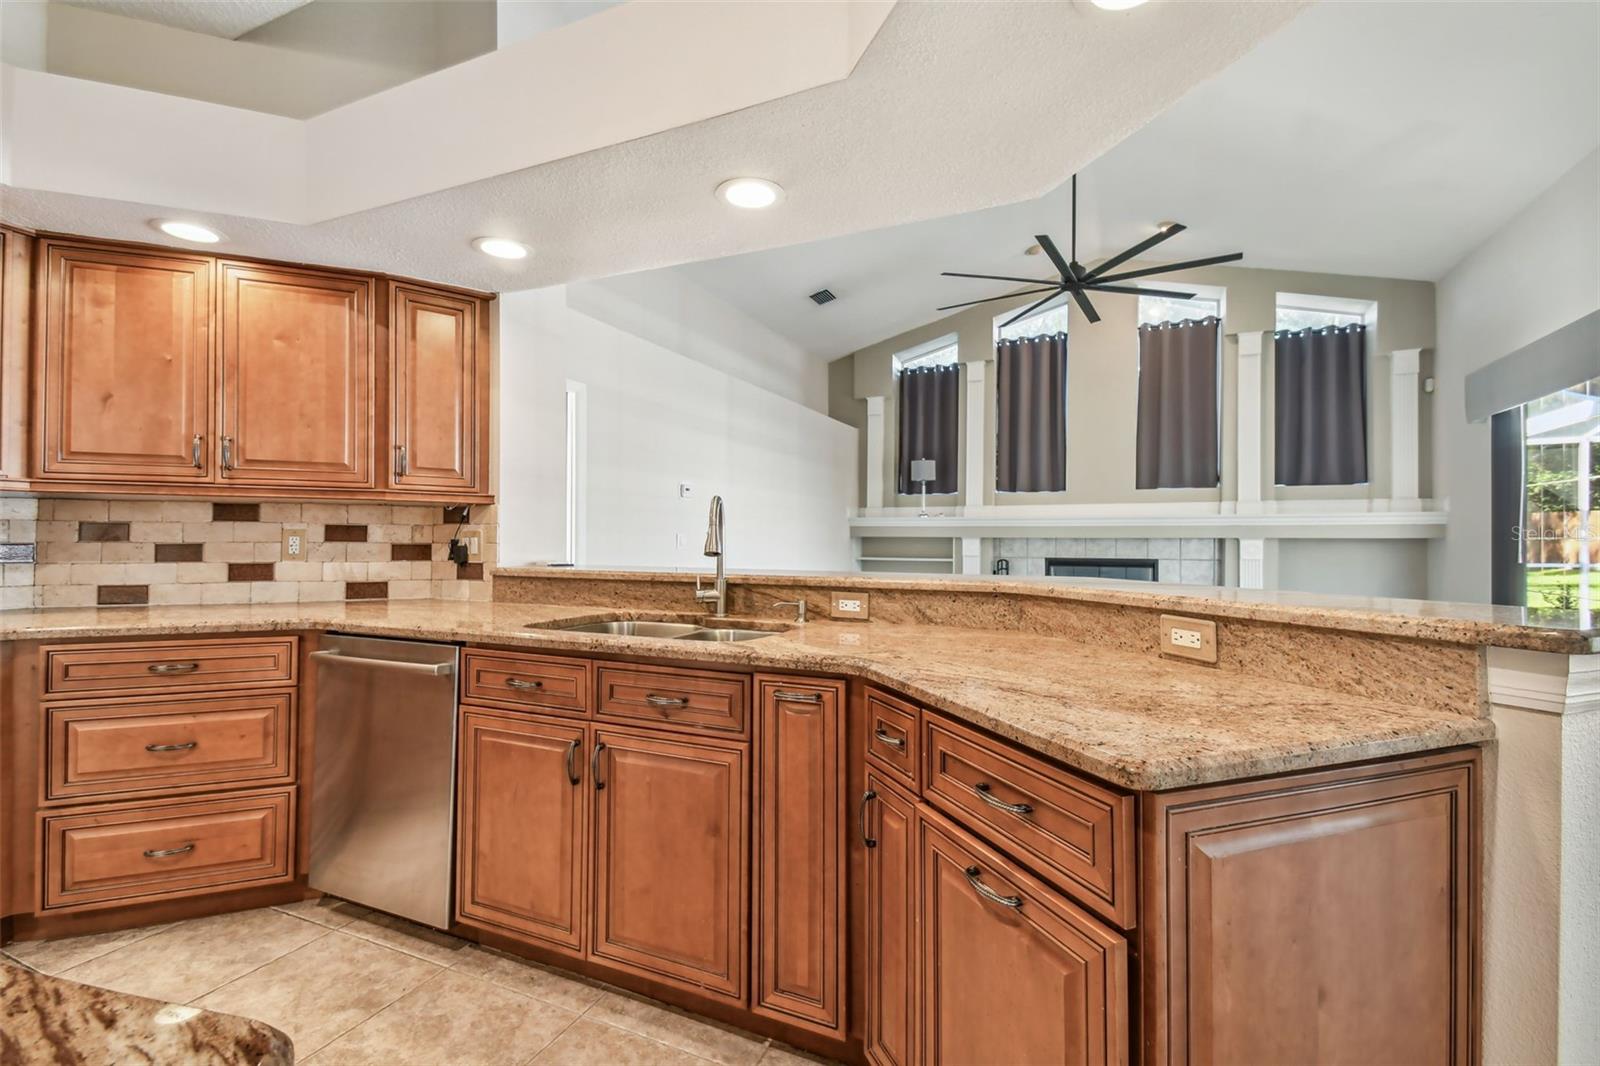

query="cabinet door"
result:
[219,262,373,487]
[38,242,212,481]
[456,709,587,955]
[1,227,31,480]
[591,728,747,1000]
[390,283,487,494]
[753,676,845,1035]
[864,773,918,1066]
[1141,751,1477,1066]
[922,812,1128,1066]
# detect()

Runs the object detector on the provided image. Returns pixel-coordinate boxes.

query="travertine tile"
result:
[586,991,767,1066]
[2,922,173,975]
[450,945,605,1012]
[759,1044,836,1065]
[340,910,472,966]
[530,1017,710,1066]
[270,896,372,929]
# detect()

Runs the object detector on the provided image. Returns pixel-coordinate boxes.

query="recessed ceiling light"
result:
[473,237,529,260]
[716,178,784,210]
[1091,0,1147,9]
[154,220,221,243]
[1025,243,1044,256]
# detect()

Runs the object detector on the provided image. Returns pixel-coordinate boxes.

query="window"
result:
[995,302,1071,342]
[894,336,959,495]
[1139,294,1221,327]
[894,335,958,372]
[1135,293,1221,489]
[1522,376,1600,611]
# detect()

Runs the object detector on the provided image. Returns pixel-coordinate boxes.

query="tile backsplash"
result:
[988,537,1222,585]
[0,498,496,610]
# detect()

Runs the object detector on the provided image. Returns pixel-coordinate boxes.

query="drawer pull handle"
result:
[964,865,1023,909]
[773,689,823,705]
[974,782,1034,816]
[644,694,688,709]
[144,843,196,859]
[873,728,906,750]
[147,662,200,675]
[192,433,203,468]
[145,741,198,752]
[566,737,581,786]
[505,677,544,690]
[592,741,607,791]
[860,789,877,849]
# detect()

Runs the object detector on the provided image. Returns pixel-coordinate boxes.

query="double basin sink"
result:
[537,619,778,643]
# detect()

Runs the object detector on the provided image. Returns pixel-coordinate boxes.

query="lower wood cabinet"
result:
[863,772,919,1066]
[920,810,1128,1066]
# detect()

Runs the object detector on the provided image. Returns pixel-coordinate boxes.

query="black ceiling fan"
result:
[938,175,1244,328]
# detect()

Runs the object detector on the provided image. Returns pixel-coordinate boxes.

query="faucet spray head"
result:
[703,495,724,558]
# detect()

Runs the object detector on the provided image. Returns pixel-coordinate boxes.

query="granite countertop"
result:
[1,961,292,1065]
[0,599,1494,791]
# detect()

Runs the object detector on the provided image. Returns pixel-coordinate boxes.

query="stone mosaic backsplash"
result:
[0,498,496,610]
[989,537,1222,585]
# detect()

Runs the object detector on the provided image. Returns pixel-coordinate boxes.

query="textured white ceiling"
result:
[61,0,312,38]
[0,1,1305,294]
[659,0,1600,360]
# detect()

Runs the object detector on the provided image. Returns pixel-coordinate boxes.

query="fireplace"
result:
[1046,557,1159,581]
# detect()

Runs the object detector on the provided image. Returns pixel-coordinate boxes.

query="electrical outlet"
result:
[829,591,870,620]
[1160,614,1217,663]
[282,526,307,560]
[679,482,695,499]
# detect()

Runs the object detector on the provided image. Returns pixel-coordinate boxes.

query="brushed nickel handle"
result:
[505,677,544,690]
[221,436,234,470]
[566,737,581,786]
[191,433,203,468]
[396,444,408,477]
[974,781,1033,816]
[145,741,197,752]
[147,662,200,675]
[144,843,195,859]
[964,865,1022,909]
[773,689,823,705]
[644,694,688,709]
[310,650,453,676]
[592,740,607,790]
[873,728,906,750]
[860,789,877,849]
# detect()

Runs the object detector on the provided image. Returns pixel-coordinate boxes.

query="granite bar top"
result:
[496,565,1600,654]
[1,960,292,1065]
[0,599,1494,791]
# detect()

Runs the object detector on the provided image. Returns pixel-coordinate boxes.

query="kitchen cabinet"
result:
[219,261,374,488]
[590,727,747,1001]
[456,709,587,955]
[863,772,918,1066]
[389,282,489,495]
[921,810,1128,1066]
[36,241,213,482]
[753,676,845,1036]
[0,227,31,481]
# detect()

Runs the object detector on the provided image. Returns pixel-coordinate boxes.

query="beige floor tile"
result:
[196,930,440,1056]
[0,921,173,976]
[450,945,605,1013]
[60,907,326,1004]
[530,1017,711,1066]
[341,909,473,966]
[584,991,767,1066]
[304,968,579,1066]
[758,1043,838,1066]
[271,895,373,929]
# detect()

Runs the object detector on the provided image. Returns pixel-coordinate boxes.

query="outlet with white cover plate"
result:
[829,591,870,620]
[1160,614,1217,663]
[282,526,308,560]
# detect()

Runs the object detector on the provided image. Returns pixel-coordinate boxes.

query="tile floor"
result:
[1,898,831,1066]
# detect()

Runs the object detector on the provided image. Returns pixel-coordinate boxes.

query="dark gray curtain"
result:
[1136,318,1219,489]
[996,333,1067,492]
[897,364,959,494]
[1274,325,1369,485]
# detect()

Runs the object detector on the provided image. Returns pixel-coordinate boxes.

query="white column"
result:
[964,360,987,510]
[959,536,982,575]
[1391,348,1423,510]
[1235,331,1266,515]
[1484,649,1600,1065]
[1237,537,1266,589]
[865,395,886,510]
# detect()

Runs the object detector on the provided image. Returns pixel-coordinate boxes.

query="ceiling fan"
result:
[938,175,1244,328]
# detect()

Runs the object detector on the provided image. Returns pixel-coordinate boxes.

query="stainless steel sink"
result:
[676,627,777,642]
[553,620,706,638]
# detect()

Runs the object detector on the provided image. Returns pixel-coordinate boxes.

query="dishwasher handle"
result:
[310,649,455,676]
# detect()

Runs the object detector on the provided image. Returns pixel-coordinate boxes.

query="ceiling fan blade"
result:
[1084,283,1197,299]
[1065,285,1101,325]
[1083,223,1187,281]
[999,287,1068,329]
[941,271,1058,285]
[1092,251,1244,286]
[1035,234,1073,284]
[936,287,1060,312]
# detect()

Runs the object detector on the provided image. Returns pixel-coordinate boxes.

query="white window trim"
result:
[893,332,959,372]
[993,300,1072,342]
[563,380,587,566]
[1277,291,1375,319]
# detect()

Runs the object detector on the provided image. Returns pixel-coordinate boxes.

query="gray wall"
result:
[1278,540,1430,600]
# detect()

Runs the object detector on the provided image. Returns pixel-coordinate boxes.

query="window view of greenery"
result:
[1523,376,1600,610]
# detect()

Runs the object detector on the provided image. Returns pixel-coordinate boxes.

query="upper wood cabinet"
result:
[219,262,374,489]
[389,282,488,495]
[0,227,32,481]
[37,241,213,482]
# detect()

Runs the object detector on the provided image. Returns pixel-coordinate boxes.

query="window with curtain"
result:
[897,363,959,495]
[1274,324,1369,485]
[1135,316,1220,489]
[996,332,1068,492]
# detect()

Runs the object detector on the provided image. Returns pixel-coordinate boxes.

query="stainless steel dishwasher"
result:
[309,634,458,929]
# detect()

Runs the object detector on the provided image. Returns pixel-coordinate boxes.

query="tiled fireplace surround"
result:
[0,498,496,610]
[989,537,1223,585]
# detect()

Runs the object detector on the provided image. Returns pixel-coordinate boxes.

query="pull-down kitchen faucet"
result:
[694,495,728,618]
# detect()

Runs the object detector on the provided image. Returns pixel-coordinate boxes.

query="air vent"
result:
[808,288,836,306]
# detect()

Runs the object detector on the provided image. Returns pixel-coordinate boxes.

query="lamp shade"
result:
[910,459,937,483]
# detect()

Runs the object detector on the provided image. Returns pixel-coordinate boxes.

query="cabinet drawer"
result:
[923,714,1135,928]
[865,687,920,791]
[463,651,591,716]
[41,788,295,912]
[47,692,294,802]
[595,664,749,737]
[43,637,298,698]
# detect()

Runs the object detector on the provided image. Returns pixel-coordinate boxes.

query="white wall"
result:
[1277,540,1430,600]
[1431,151,1600,602]
[498,286,856,572]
